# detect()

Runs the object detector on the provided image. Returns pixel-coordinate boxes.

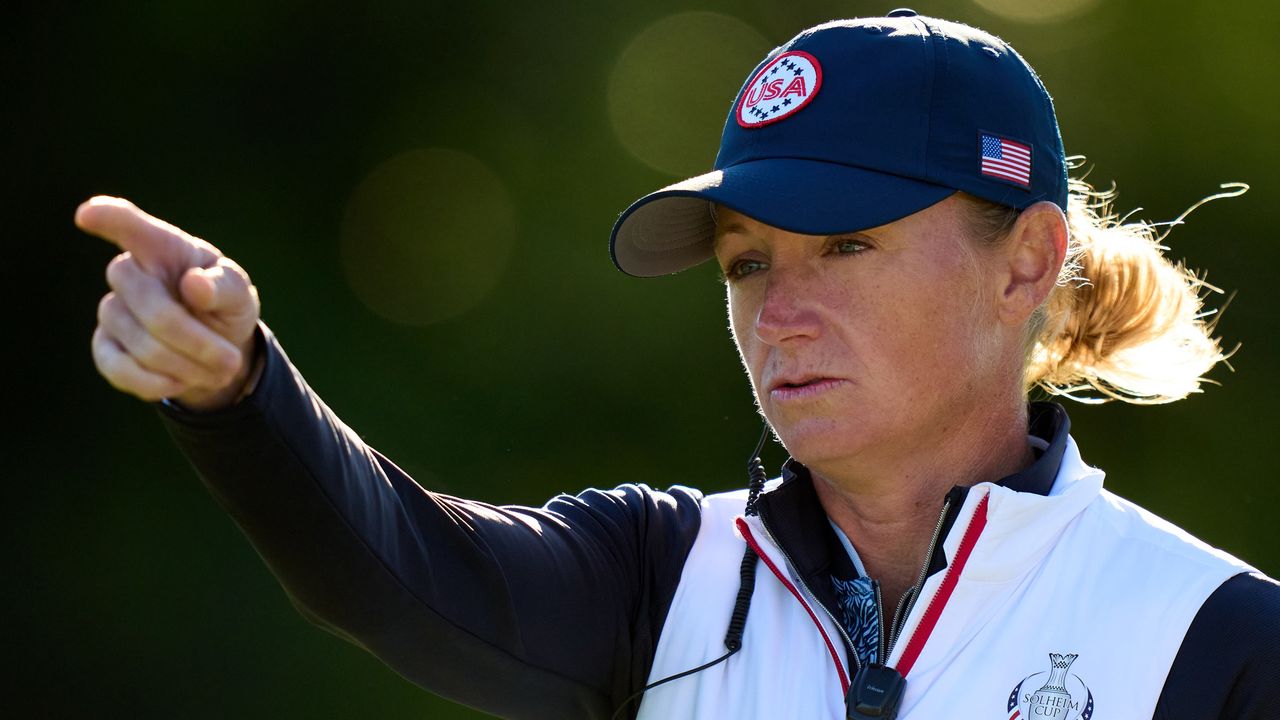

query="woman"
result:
[81,10,1276,720]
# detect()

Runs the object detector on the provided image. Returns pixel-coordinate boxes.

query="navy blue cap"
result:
[609,12,1068,277]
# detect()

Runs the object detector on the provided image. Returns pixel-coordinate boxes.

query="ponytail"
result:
[1025,177,1246,403]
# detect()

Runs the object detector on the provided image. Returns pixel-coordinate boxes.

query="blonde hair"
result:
[968,172,1246,405]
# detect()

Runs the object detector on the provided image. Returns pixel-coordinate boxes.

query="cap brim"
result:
[609,158,957,277]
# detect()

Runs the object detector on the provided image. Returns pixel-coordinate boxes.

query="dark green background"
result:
[10,0,1277,717]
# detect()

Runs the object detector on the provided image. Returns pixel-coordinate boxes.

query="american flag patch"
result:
[980,133,1032,187]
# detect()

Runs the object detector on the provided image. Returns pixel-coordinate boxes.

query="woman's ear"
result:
[997,201,1068,325]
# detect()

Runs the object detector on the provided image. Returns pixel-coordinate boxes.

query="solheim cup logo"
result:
[1006,653,1095,720]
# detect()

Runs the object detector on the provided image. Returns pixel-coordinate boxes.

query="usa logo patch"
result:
[737,50,822,128]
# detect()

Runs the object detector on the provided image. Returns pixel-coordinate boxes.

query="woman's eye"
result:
[832,237,868,254]
[726,258,767,280]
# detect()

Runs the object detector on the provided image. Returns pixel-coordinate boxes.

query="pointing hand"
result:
[78,196,262,411]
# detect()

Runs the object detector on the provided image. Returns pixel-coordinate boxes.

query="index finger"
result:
[75,196,217,278]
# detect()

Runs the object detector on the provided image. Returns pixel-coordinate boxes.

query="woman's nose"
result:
[754,267,823,346]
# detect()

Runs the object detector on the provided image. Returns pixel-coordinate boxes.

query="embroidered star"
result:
[782,98,792,106]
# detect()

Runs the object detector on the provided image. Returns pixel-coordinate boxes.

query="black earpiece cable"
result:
[609,422,770,720]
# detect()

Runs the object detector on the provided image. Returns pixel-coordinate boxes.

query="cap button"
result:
[887,8,918,17]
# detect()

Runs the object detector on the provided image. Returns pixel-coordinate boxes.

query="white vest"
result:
[638,437,1252,719]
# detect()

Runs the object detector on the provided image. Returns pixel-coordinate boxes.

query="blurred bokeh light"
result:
[608,11,770,177]
[340,148,515,326]
[970,0,1102,24]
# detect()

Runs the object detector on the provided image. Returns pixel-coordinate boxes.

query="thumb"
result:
[178,266,219,312]
[179,260,258,326]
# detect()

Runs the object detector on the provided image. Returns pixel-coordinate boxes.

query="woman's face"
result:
[714,195,1016,474]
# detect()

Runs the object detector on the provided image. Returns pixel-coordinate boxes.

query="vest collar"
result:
[775,401,1070,497]
[753,402,1073,615]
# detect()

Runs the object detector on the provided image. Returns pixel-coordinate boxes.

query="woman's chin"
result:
[772,419,873,468]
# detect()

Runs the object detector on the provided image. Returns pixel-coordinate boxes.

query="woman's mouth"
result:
[769,377,846,402]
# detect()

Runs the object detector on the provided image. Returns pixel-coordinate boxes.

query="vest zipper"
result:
[758,511,862,677]
[756,486,963,681]
[891,491,990,677]
[874,580,886,664]
[885,493,955,656]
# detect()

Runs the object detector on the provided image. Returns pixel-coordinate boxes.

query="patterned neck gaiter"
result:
[831,575,880,668]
